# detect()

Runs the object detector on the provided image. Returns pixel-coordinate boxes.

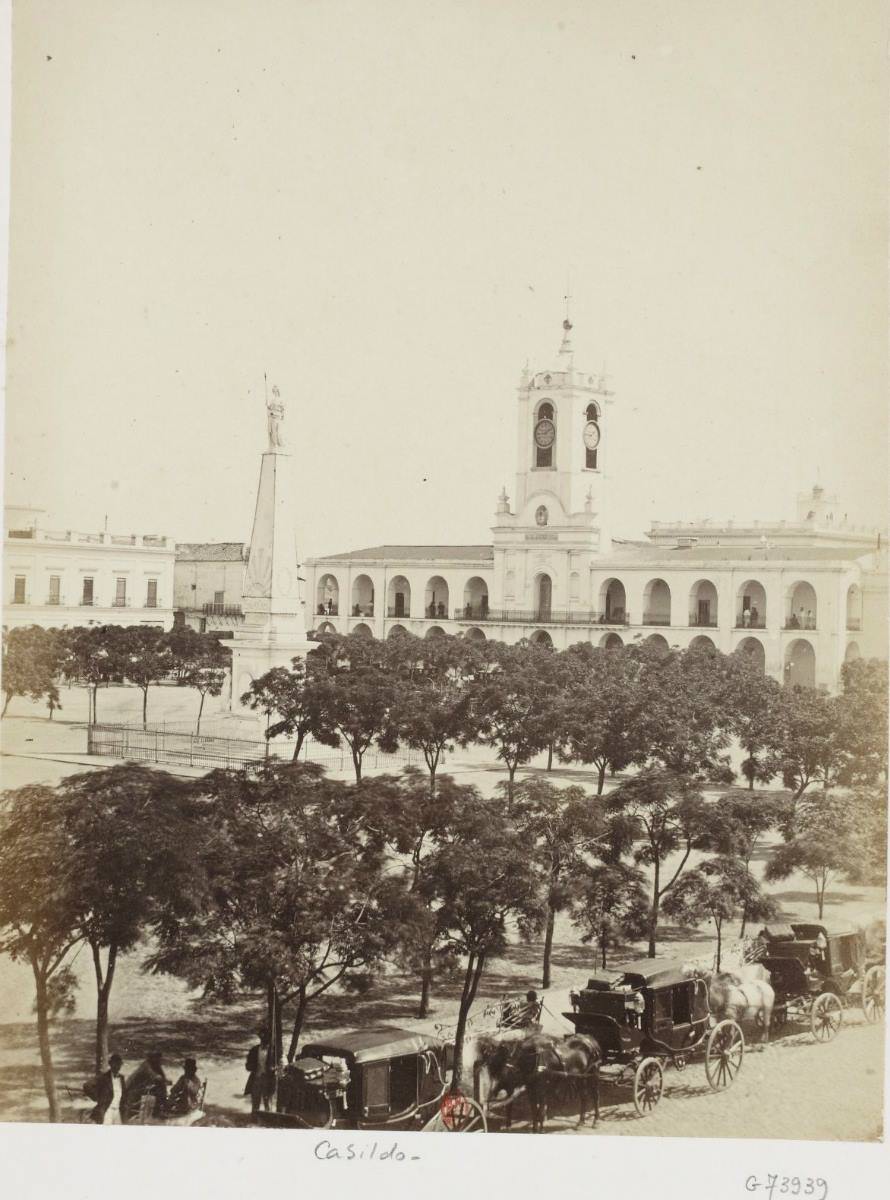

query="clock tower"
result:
[491,317,614,618]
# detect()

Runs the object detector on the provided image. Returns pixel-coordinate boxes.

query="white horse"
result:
[708,969,775,1044]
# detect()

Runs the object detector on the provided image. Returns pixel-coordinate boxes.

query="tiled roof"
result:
[175,542,246,562]
[318,544,494,563]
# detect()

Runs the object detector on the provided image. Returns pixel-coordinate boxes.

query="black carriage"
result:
[257,1027,485,1132]
[563,957,744,1116]
[755,923,885,1042]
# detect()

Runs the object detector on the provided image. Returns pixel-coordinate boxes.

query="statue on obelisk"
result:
[266,384,285,450]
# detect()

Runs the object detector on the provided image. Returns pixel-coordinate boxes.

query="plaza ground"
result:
[0,685,886,1139]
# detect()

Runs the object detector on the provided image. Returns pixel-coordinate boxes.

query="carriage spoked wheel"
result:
[861,966,885,1025]
[810,992,843,1042]
[704,1020,745,1092]
[438,1091,487,1132]
[632,1057,664,1117]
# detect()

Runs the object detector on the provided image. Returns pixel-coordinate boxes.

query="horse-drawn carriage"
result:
[754,923,885,1042]
[256,1027,487,1132]
[563,957,745,1116]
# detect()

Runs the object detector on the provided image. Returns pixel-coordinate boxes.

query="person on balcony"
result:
[750,604,760,626]
[742,608,751,628]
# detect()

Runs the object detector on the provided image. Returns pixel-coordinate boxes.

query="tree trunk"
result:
[351,745,363,783]
[542,900,556,989]
[418,949,433,1018]
[506,761,516,805]
[32,964,60,1122]
[291,729,306,761]
[546,742,554,771]
[91,942,117,1077]
[286,987,308,1063]
[597,762,607,795]
[715,921,722,972]
[648,859,660,958]
[600,928,608,969]
[1,692,11,717]
[450,950,485,1092]
[142,687,148,729]
[196,690,206,734]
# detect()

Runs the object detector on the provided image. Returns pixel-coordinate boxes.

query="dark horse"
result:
[476,1032,601,1133]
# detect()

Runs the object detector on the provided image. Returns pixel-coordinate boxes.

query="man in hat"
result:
[124,1051,169,1122]
[87,1053,127,1125]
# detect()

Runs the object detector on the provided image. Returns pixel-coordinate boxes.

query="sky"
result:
[3,0,887,558]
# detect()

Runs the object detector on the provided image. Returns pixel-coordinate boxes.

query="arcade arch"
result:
[352,622,373,638]
[736,636,766,673]
[786,581,817,630]
[645,633,670,654]
[845,641,861,663]
[784,638,816,688]
[316,573,339,616]
[425,626,446,639]
[736,581,766,628]
[535,573,553,621]
[599,578,627,623]
[846,584,862,630]
[387,624,409,640]
[600,632,623,649]
[689,580,718,627]
[424,576,449,620]
[688,634,717,653]
[530,629,554,648]
[465,627,486,642]
[316,621,337,637]
[351,574,374,617]
[463,576,489,619]
[642,579,671,626]
[387,576,411,619]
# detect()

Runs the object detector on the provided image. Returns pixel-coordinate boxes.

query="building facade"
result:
[3,506,175,631]
[173,542,247,633]
[304,320,887,691]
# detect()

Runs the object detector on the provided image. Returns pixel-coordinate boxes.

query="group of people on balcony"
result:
[788,606,816,630]
[316,598,337,616]
[427,601,447,618]
[740,605,762,628]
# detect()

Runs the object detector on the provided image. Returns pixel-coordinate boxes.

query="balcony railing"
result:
[423,607,450,620]
[46,595,63,606]
[112,598,130,608]
[315,605,340,617]
[689,616,717,628]
[453,608,602,627]
[785,618,817,631]
[10,594,30,605]
[202,602,243,617]
[350,606,374,618]
[641,613,671,627]
[454,605,491,621]
[735,617,766,629]
[846,618,861,631]
[386,606,411,619]
[80,598,95,607]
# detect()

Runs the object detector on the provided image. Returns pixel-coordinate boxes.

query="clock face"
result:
[534,418,556,449]
[583,420,601,451]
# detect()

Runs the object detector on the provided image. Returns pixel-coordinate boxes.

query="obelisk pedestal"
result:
[229,390,314,708]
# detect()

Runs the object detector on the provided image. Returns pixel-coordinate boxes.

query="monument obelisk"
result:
[228,385,314,708]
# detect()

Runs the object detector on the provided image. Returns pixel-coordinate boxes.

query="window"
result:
[82,577,94,605]
[146,579,158,608]
[114,577,127,607]
[214,590,224,606]
[13,575,26,604]
[48,576,61,604]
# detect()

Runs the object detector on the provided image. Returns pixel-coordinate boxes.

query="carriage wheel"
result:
[862,966,885,1025]
[810,992,843,1042]
[438,1091,487,1132]
[705,1020,744,1092]
[632,1057,664,1117]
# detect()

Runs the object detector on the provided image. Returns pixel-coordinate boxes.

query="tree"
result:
[512,778,606,988]
[55,765,201,1075]
[241,660,322,759]
[147,762,402,1069]
[426,794,542,1090]
[63,625,129,724]
[606,769,711,956]
[778,686,843,799]
[571,861,650,968]
[166,627,231,732]
[385,633,482,794]
[726,653,786,789]
[0,785,83,1121]
[765,791,864,917]
[306,633,399,781]
[358,768,464,1016]
[1,626,65,718]
[634,642,736,779]
[471,641,552,801]
[559,644,645,793]
[705,791,781,934]
[663,857,779,970]
[834,659,889,787]
[122,626,172,728]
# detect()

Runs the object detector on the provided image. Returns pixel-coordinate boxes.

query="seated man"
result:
[124,1051,169,1121]
[166,1058,203,1116]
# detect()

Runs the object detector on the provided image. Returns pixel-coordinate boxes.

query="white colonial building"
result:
[304,319,887,691]
[3,506,175,631]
